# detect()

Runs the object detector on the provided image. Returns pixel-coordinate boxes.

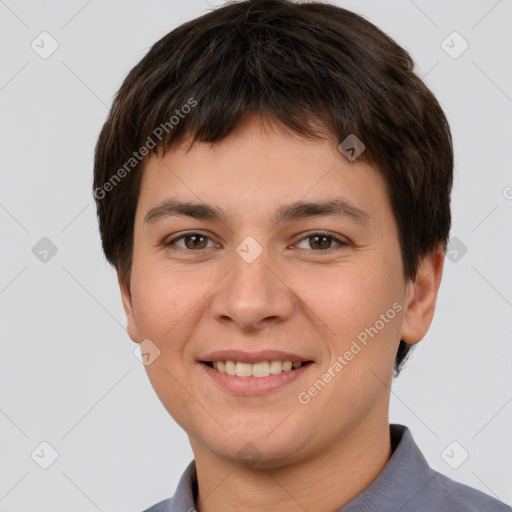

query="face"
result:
[120,114,440,467]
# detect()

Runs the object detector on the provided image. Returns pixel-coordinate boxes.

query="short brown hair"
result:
[93,0,453,376]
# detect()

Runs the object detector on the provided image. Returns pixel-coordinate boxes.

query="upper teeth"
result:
[212,360,303,377]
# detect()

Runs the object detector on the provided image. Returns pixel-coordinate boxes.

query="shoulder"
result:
[387,425,509,512]
[413,470,510,512]
[141,459,197,511]
[141,497,173,512]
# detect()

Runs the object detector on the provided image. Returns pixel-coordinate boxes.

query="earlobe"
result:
[400,245,445,345]
[117,272,140,344]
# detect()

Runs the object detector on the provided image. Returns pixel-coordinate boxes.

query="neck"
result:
[193,417,392,512]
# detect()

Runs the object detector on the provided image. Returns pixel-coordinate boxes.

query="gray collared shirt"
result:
[143,423,510,511]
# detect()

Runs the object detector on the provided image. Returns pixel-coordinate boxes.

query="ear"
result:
[118,272,140,344]
[400,245,445,345]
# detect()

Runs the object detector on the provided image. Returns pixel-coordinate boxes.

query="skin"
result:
[119,113,445,512]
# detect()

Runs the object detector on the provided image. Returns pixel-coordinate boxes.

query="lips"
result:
[199,357,313,395]
[198,349,314,393]
[199,349,312,365]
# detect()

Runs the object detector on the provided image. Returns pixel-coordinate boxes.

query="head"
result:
[93,0,452,465]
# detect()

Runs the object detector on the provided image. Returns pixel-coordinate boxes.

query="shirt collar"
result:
[339,423,437,511]
[168,424,437,512]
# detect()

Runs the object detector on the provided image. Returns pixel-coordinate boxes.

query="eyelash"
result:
[164,230,349,254]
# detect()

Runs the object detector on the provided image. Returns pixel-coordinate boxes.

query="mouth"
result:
[202,359,313,377]
[199,356,314,395]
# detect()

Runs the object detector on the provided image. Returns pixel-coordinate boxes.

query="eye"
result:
[164,230,349,253]
[165,232,219,252]
[294,231,349,252]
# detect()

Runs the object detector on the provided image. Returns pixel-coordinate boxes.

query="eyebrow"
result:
[143,197,371,226]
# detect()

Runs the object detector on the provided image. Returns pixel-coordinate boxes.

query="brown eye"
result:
[295,232,348,251]
[309,234,333,250]
[182,234,208,249]
[166,233,216,251]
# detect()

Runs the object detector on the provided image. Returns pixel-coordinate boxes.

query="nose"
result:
[209,247,295,332]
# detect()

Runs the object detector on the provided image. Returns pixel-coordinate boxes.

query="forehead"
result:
[135,115,391,229]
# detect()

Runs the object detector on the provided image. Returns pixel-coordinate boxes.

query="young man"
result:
[93,1,510,511]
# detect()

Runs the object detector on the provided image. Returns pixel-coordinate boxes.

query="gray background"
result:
[1,0,511,510]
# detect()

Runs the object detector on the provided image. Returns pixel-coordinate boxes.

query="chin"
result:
[199,426,309,469]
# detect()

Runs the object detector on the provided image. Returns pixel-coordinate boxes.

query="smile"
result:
[203,360,310,377]
[200,359,314,395]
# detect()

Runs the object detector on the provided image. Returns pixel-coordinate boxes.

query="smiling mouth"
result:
[202,360,313,377]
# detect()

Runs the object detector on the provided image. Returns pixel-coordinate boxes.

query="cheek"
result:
[130,260,201,343]
[310,259,404,360]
